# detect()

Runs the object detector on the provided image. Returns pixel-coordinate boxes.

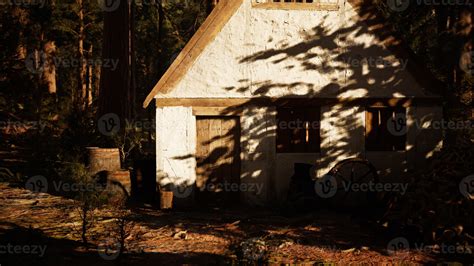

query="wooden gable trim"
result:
[143,0,244,108]
[156,97,442,108]
[252,2,340,11]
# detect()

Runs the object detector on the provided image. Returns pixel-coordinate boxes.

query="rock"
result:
[342,248,356,253]
[173,230,187,240]
[278,241,293,249]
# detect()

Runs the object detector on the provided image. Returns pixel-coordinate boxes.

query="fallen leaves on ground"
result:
[0,183,458,265]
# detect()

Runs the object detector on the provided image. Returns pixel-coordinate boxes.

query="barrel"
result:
[87,147,121,175]
[160,190,173,210]
[107,170,131,196]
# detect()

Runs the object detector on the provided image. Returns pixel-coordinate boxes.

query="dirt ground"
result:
[0,182,470,265]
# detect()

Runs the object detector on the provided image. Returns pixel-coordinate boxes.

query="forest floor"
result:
[0,182,469,265]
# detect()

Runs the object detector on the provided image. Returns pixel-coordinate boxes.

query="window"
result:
[365,107,407,151]
[272,0,314,2]
[276,107,320,153]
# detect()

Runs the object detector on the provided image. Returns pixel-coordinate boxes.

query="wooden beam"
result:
[156,97,442,108]
[251,2,340,11]
[192,107,243,116]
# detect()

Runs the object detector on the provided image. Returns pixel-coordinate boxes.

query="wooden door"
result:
[196,116,240,205]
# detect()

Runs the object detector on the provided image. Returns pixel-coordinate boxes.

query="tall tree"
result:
[42,40,57,94]
[77,0,87,109]
[98,0,134,121]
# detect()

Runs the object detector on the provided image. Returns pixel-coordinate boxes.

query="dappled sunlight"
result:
[318,104,364,176]
[1,179,451,264]
[166,0,439,100]
[1,0,472,264]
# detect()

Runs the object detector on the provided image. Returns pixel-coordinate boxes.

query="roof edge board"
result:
[143,0,244,108]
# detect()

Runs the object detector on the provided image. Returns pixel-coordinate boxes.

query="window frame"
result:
[365,106,407,152]
[276,107,321,154]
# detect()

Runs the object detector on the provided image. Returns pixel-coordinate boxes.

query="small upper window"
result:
[253,0,339,10]
[365,107,407,151]
[272,0,315,2]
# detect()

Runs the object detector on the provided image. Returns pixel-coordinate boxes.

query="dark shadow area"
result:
[131,159,157,205]
[0,222,234,266]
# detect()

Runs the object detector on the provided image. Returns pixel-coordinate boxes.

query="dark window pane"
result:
[277,107,320,153]
[365,107,406,151]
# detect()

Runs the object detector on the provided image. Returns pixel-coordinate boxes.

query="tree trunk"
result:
[130,2,136,118]
[94,65,101,100]
[439,7,473,146]
[158,0,164,42]
[454,8,473,87]
[42,41,57,94]
[99,0,132,122]
[86,45,93,107]
[12,6,28,60]
[77,0,87,109]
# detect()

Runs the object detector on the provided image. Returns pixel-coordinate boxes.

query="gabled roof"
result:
[143,0,444,108]
[143,0,244,108]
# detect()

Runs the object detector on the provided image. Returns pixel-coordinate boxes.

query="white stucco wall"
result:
[156,104,443,205]
[156,107,196,191]
[156,105,277,206]
[156,0,438,100]
[240,106,276,205]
